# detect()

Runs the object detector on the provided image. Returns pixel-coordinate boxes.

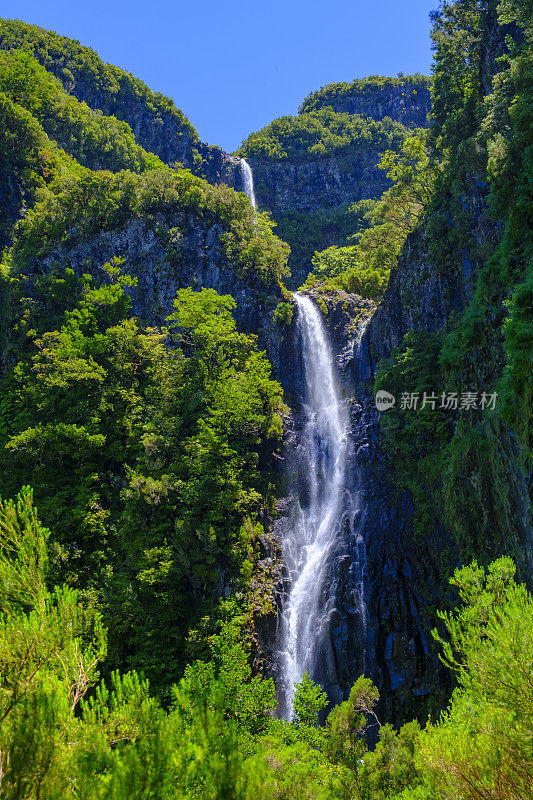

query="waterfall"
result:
[278,293,351,718]
[240,158,257,210]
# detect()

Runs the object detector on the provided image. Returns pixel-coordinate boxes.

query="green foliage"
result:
[0,88,78,245]
[0,490,277,799]
[275,200,375,278]
[0,486,107,799]
[369,1,532,573]
[304,133,438,298]
[324,676,381,771]
[310,244,390,298]
[292,672,328,728]
[0,5,532,796]
[415,558,533,800]
[273,301,294,326]
[300,74,432,115]
[374,330,452,543]
[430,0,485,147]
[359,721,421,800]
[499,272,533,453]
[0,485,49,611]
[0,50,163,173]
[374,331,448,467]
[0,18,200,151]
[10,165,289,282]
[0,271,284,691]
[1,497,531,800]
[238,108,406,162]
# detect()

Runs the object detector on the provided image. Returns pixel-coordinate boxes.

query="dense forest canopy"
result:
[0,19,200,147]
[237,110,407,162]
[0,0,532,797]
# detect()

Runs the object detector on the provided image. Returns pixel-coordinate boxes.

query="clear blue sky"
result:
[2,0,437,152]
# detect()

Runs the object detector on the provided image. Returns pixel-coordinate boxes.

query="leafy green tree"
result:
[1,268,284,692]
[292,672,329,729]
[305,133,438,298]
[359,721,421,800]
[325,676,381,772]
[238,108,405,162]
[0,486,106,799]
[0,51,163,174]
[415,558,533,800]
[430,0,485,147]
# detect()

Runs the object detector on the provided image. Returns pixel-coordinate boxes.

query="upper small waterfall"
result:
[240,158,257,210]
[278,293,352,718]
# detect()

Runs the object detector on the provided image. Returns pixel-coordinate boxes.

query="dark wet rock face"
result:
[268,291,452,724]
[251,154,392,216]
[341,393,456,726]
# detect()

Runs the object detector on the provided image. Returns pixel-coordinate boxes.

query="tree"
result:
[415,558,533,800]
[359,721,421,800]
[306,132,438,299]
[325,676,381,771]
[1,267,284,693]
[292,672,328,728]
[0,486,106,799]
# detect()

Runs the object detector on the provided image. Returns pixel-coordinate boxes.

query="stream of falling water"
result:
[277,293,351,718]
[239,158,256,210]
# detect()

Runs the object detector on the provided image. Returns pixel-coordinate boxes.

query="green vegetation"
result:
[8,165,289,281]
[371,0,532,575]
[0,14,290,708]
[303,133,438,298]
[237,108,406,162]
[0,268,285,693]
[0,50,164,173]
[0,2,532,794]
[300,74,431,114]
[1,491,530,799]
[0,18,200,153]
[273,300,294,325]
[275,200,376,278]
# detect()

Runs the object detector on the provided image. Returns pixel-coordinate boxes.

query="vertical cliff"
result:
[293,0,533,726]
[237,76,431,286]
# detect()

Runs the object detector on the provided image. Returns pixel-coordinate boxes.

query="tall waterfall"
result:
[240,158,257,210]
[278,293,351,718]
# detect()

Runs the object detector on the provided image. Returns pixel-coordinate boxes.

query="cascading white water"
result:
[278,293,350,718]
[240,158,257,210]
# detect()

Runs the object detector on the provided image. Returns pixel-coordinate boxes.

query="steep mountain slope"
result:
[237,76,431,285]
[0,23,293,690]
[0,3,531,796]
[300,74,432,124]
[289,0,533,726]
[0,0,531,740]
[0,18,240,184]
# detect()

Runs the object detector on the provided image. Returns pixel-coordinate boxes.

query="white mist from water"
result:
[278,293,350,719]
[240,158,257,210]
